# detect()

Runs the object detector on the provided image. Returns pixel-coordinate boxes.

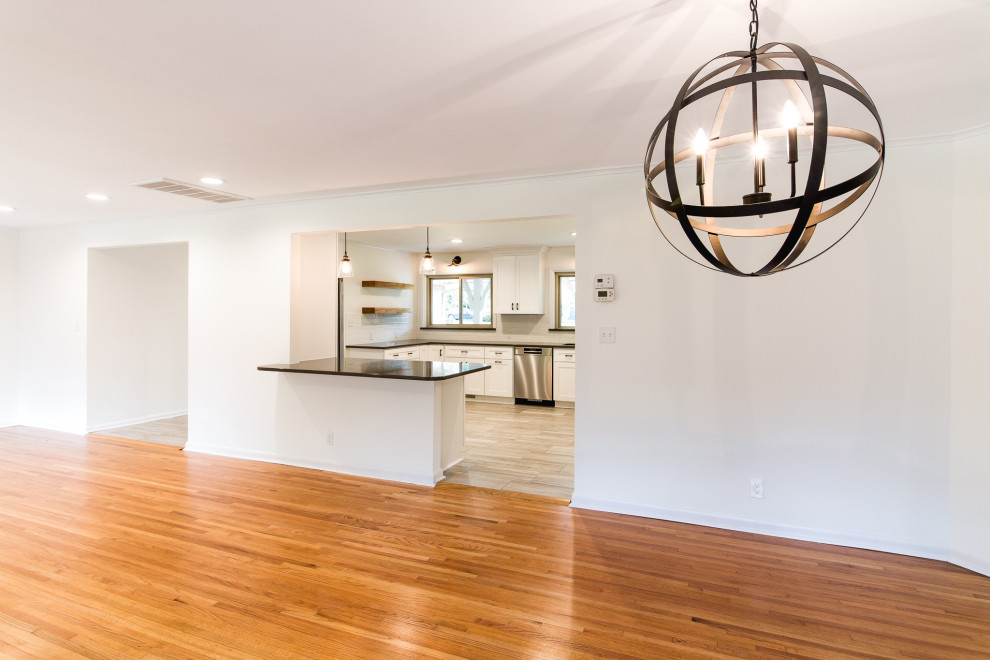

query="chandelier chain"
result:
[748,0,759,53]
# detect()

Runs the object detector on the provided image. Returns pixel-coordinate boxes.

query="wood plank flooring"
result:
[444,402,574,500]
[1,426,989,659]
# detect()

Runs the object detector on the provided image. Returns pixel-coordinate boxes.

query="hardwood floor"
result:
[1,426,989,659]
[444,401,574,500]
[94,415,188,447]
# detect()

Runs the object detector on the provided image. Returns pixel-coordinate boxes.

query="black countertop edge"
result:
[548,328,576,332]
[418,327,497,331]
[258,358,491,382]
[348,339,576,350]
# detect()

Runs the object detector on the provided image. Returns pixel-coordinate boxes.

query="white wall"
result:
[949,130,990,577]
[341,242,419,346]
[86,243,189,430]
[11,133,989,573]
[0,227,18,427]
[290,232,337,362]
[573,141,954,561]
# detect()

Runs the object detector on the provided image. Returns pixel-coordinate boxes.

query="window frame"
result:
[426,273,494,328]
[555,271,576,330]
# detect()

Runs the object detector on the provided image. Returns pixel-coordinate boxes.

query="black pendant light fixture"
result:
[418,227,436,275]
[644,0,884,276]
[337,232,354,278]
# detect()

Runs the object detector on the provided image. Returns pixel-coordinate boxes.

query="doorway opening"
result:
[324,217,576,500]
[86,243,189,447]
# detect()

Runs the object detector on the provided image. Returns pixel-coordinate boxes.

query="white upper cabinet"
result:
[493,248,546,315]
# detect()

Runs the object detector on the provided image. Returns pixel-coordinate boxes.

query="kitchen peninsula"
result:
[256,357,489,487]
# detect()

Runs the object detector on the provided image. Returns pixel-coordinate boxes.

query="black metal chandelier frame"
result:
[644,1,885,277]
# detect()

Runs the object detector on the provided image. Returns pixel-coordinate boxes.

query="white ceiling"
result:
[1,0,987,228]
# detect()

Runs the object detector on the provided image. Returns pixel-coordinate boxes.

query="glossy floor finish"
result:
[444,401,574,500]
[1,427,989,659]
[95,414,188,447]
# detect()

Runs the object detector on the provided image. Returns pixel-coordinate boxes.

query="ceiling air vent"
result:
[129,178,251,203]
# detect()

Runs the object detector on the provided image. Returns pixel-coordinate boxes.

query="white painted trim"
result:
[949,550,990,579]
[87,409,188,433]
[569,494,948,562]
[184,443,437,487]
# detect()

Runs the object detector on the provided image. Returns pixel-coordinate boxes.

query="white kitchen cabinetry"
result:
[445,345,486,395]
[484,346,514,398]
[424,345,444,361]
[553,348,575,403]
[493,249,546,314]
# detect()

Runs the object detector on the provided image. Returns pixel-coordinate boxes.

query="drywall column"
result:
[87,243,189,431]
[949,130,990,577]
[290,231,338,362]
[0,227,18,427]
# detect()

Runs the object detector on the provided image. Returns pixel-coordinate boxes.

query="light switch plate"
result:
[598,327,616,343]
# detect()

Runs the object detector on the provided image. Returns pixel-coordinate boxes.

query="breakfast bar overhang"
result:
[254,358,490,486]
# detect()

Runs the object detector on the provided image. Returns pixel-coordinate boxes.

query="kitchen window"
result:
[556,272,576,329]
[428,275,493,327]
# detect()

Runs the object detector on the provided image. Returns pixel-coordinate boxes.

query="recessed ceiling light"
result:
[0,206,15,212]
[571,232,577,236]
[450,238,463,243]
[86,193,110,201]
[200,177,224,185]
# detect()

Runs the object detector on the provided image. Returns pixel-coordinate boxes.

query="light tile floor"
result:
[95,415,187,447]
[444,401,574,500]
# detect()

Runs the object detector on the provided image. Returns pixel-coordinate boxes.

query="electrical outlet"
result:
[327,432,334,446]
[750,478,764,499]
[598,326,616,343]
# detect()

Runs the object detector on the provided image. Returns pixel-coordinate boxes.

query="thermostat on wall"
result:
[594,289,614,302]
[594,274,614,288]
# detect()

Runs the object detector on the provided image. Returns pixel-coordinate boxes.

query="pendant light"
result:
[644,0,884,276]
[337,232,354,278]
[418,227,436,275]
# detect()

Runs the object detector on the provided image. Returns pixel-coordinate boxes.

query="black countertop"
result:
[258,358,491,381]
[346,339,576,350]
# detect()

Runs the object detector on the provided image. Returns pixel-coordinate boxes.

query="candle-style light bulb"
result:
[693,128,708,156]
[781,100,799,129]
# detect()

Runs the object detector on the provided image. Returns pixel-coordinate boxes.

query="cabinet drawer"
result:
[445,345,484,360]
[385,346,422,360]
[485,346,512,360]
[553,348,576,363]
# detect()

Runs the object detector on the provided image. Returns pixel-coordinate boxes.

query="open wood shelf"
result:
[361,307,412,314]
[361,281,414,290]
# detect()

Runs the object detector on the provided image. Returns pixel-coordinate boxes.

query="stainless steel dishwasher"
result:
[513,346,554,405]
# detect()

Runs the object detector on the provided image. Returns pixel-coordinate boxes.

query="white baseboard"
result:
[87,409,187,433]
[569,494,949,563]
[184,443,437,488]
[949,549,990,578]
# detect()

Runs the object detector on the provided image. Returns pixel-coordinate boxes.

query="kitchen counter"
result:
[256,356,480,488]
[346,339,575,350]
[258,357,490,380]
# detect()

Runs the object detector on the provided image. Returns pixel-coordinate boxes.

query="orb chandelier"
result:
[644,0,885,276]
